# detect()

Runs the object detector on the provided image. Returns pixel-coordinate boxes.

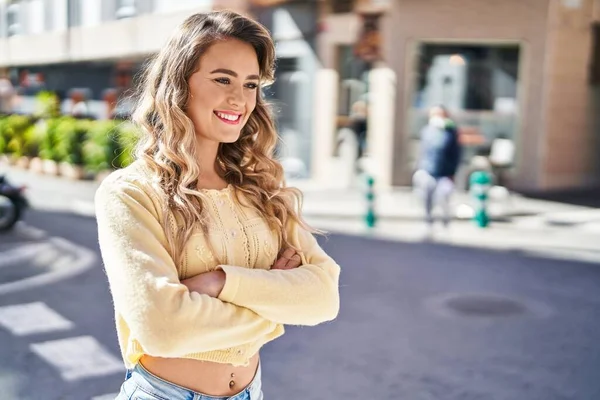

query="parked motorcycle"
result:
[0,174,28,231]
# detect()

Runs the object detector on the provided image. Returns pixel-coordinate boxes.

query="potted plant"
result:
[82,120,120,180]
[3,115,34,166]
[38,117,62,175]
[114,121,140,169]
[53,117,90,179]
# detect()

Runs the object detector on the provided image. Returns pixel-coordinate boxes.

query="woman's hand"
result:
[181,270,226,298]
[272,248,302,270]
[182,248,301,297]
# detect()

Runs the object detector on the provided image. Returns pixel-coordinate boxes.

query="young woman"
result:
[95,10,341,400]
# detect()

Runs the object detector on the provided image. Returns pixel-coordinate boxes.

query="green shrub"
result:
[2,115,35,158]
[82,120,120,172]
[114,121,140,169]
[0,118,7,154]
[35,91,61,119]
[54,117,90,165]
[38,118,62,161]
[1,113,141,172]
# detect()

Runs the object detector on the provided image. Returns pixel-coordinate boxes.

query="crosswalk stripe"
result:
[91,393,118,400]
[30,336,124,381]
[0,236,96,296]
[0,243,54,268]
[0,302,74,336]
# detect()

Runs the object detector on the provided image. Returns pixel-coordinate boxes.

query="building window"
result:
[116,0,136,19]
[414,44,520,112]
[68,0,82,27]
[7,2,21,37]
[331,0,354,14]
[44,0,54,31]
[337,45,368,116]
[409,42,522,168]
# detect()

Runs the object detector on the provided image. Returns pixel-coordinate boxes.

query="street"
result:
[0,204,599,400]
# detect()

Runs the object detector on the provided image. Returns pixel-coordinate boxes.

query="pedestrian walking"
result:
[413,105,462,232]
[350,99,368,164]
[95,11,340,400]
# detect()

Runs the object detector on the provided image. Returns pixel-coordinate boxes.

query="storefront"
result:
[315,0,600,192]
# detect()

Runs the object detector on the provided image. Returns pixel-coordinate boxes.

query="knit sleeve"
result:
[95,176,279,357]
[216,221,340,326]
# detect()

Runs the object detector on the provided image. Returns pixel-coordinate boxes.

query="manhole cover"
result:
[443,294,526,317]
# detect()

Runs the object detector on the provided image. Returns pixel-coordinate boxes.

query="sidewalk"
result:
[3,164,600,263]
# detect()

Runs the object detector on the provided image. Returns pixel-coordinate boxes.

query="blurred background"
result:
[0,1,599,399]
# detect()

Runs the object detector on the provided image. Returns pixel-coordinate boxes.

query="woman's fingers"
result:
[284,253,302,269]
[272,248,300,270]
[280,248,296,260]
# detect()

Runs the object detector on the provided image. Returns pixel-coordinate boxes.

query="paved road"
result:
[0,208,599,399]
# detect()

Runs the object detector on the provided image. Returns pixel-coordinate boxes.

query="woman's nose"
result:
[227,86,244,108]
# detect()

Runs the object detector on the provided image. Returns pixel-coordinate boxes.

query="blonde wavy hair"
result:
[132,10,310,267]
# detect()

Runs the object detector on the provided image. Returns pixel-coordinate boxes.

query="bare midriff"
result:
[139,353,260,397]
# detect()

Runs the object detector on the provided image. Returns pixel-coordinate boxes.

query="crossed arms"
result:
[95,178,340,358]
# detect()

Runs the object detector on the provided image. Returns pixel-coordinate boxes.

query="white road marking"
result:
[13,221,48,240]
[30,336,124,381]
[0,243,54,268]
[91,393,119,400]
[0,235,96,295]
[0,302,74,336]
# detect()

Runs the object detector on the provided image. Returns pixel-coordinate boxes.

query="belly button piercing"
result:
[229,372,235,389]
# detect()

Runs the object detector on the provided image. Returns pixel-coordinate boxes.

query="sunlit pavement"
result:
[0,167,599,399]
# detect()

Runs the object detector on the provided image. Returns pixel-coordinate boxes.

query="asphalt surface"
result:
[0,208,598,399]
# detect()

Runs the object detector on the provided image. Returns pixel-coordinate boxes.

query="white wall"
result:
[0,5,214,67]
[81,0,101,27]
[155,0,212,13]
[27,0,45,34]
[52,0,67,31]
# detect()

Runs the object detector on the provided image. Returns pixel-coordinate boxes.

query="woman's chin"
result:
[219,131,242,143]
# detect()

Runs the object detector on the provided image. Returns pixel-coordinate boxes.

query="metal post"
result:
[365,175,377,228]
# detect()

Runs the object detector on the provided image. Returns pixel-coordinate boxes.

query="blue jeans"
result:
[413,170,455,225]
[115,362,264,400]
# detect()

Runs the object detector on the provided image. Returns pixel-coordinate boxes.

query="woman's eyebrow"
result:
[210,68,259,80]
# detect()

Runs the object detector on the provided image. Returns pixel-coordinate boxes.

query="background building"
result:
[0,0,215,117]
[2,0,599,192]
[0,0,319,177]
[316,0,600,192]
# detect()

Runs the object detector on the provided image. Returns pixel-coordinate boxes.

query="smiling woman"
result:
[187,41,261,145]
[94,10,341,400]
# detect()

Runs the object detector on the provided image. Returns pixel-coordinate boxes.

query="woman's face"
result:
[187,38,260,144]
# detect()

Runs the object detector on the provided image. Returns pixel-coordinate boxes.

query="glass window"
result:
[409,42,522,172]
[44,0,53,31]
[7,2,21,36]
[414,44,520,112]
[331,0,354,14]
[336,44,368,116]
[116,0,136,19]
[68,0,82,27]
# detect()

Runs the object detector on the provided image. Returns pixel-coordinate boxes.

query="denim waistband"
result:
[129,361,262,400]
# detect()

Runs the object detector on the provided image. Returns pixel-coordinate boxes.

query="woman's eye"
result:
[245,83,259,90]
[215,78,230,85]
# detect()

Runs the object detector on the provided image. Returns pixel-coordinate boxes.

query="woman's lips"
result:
[214,111,242,125]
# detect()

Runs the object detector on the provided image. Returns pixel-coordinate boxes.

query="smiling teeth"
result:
[217,112,240,121]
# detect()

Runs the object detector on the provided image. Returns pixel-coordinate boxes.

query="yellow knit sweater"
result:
[95,161,340,369]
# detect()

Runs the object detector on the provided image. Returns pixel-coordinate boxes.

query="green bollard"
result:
[469,170,492,228]
[365,175,377,228]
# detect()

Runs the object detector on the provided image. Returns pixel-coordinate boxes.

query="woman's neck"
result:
[195,139,227,190]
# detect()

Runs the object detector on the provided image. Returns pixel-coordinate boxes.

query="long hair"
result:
[132,10,310,267]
